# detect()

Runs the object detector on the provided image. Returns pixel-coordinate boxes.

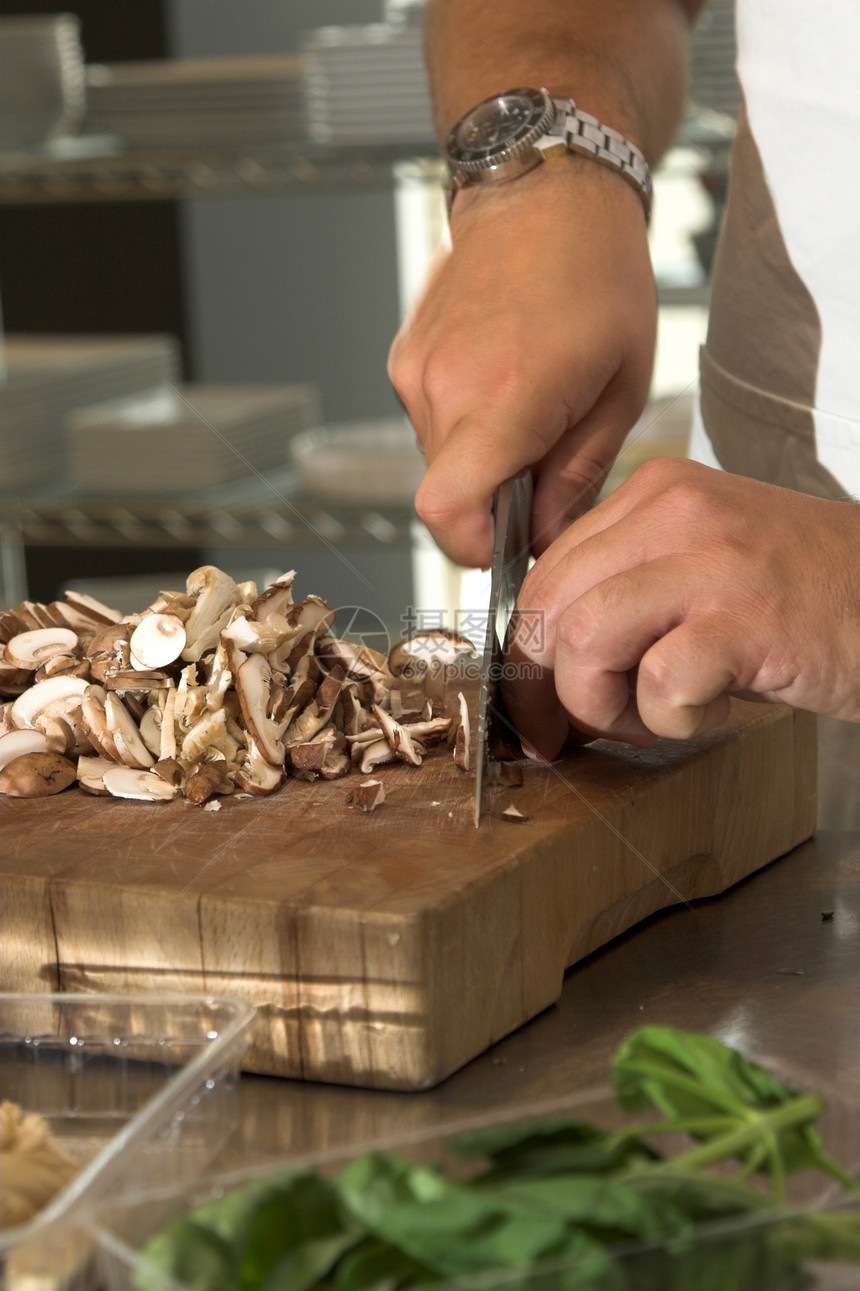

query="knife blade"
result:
[474,471,533,826]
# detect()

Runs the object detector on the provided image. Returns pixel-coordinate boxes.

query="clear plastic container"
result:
[91,1070,860,1291]
[0,992,256,1290]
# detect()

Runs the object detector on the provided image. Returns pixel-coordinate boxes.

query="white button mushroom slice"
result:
[235,653,287,767]
[234,737,285,796]
[354,779,385,812]
[129,613,187,670]
[76,754,116,795]
[453,691,471,772]
[15,601,56,630]
[0,703,16,736]
[159,686,178,761]
[62,590,122,625]
[102,766,178,801]
[104,693,155,769]
[80,692,120,761]
[5,628,79,671]
[0,729,50,770]
[0,660,32,695]
[10,675,90,731]
[181,567,242,662]
[0,751,77,798]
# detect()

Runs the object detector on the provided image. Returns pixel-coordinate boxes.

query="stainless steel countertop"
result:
[233,830,860,1165]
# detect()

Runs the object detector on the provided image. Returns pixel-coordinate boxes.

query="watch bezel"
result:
[445,86,556,183]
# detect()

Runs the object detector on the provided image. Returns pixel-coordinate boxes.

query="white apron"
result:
[688,0,860,827]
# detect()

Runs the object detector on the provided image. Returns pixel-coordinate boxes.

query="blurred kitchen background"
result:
[0,0,738,640]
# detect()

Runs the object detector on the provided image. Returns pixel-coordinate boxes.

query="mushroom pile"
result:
[0,567,477,810]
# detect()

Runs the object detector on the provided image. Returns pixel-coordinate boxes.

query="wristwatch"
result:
[445,86,652,220]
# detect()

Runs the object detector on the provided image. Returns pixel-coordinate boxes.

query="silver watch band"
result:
[550,96,652,220]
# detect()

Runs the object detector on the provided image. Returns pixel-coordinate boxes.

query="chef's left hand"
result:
[503,457,860,758]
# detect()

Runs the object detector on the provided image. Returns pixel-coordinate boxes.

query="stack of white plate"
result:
[67,383,320,493]
[0,14,86,152]
[289,419,424,504]
[302,23,435,147]
[83,55,305,150]
[1,335,180,491]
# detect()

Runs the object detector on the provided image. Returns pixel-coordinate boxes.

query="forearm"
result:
[424,0,703,164]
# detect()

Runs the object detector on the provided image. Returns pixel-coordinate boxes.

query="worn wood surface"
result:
[0,700,817,1090]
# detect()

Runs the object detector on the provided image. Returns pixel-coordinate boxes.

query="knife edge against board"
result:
[474,471,534,826]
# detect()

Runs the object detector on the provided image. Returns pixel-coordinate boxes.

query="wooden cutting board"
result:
[0,699,816,1090]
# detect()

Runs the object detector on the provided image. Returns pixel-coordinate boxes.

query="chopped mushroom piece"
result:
[354,778,385,812]
[501,803,529,822]
[184,758,229,804]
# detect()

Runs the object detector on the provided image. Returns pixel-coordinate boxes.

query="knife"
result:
[474,471,533,826]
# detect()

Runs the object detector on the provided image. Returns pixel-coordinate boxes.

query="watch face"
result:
[448,87,552,165]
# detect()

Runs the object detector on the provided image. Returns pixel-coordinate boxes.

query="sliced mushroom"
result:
[354,779,385,812]
[284,664,346,745]
[388,629,478,678]
[5,628,79,671]
[76,754,116,795]
[316,637,394,687]
[63,590,122,625]
[0,751,77,797]
[234,737,285,796]
[234,653,286,767]
[182,566,242,662]
[0,728,50,770]
[102,766,178,801]
[159,687,178,761]
[104,693,155,769]
[80,690,121,762]
[10,675,89,732]
[35,654,90,683]
[453,692,471,772]
[250,570,295,621]
[359,738,399,775]
[371,704,423,767]
[130,613,186,670]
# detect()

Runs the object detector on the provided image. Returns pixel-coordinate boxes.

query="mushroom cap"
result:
[130,614,187,670]
[0,751,77,797]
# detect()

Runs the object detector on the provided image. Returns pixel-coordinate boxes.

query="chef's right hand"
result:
[388,160,657,568]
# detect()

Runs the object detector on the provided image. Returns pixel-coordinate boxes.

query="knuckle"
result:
[556,598,604,656]
[414,476,457,531]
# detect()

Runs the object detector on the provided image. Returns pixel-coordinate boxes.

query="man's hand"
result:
[504,458,860,757]
[388,164,656,567]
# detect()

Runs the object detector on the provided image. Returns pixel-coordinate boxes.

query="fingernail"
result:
[520,739,543,762]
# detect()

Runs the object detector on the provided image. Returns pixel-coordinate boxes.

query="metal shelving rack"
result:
[0,140,443,205]
[0,142,444,605]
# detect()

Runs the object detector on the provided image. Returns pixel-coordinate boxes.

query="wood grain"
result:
[0,700,817,1089]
